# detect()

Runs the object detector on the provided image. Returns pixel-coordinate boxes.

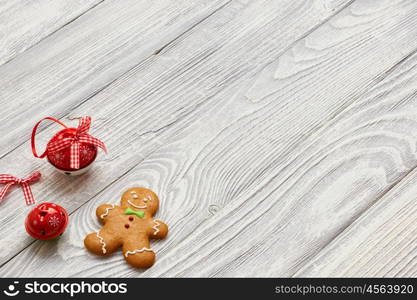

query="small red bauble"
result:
[25,202,69,240]
[32,117,106,176]
[47,128,97,172]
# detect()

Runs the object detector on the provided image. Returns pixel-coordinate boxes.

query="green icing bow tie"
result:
[124,207,145,218]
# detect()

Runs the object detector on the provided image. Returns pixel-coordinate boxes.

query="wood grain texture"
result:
[295,167,417,277]
[0,1,231,262]
[0,0,230,160]
[135,1,417,276]
[0,0,353,274]
[0,0,102,65]
[1,0,417,277]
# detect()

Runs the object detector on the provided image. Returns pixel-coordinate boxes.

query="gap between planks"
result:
[0,0,104,67]
[3,0,416,276]
[0,0,233,163]
[0,0,233,160]
[0,0,357,274]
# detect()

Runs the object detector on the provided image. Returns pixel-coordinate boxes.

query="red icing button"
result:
[125,224,130,229]
[129,216,134,221]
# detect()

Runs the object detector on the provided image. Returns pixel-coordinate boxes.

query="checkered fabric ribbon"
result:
[32,116,107,170]
[0,171,42,205]
[47,117,107,169]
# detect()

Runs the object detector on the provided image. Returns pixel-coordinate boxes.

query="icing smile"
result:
[127,199,147,209]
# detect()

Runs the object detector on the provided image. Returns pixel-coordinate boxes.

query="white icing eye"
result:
[132,194,138,199]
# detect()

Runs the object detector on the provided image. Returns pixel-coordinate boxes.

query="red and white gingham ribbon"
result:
[32,116,107,170]
[0,171,42,205]
[47,117,107,169]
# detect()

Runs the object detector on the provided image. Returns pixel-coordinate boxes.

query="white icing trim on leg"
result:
[124,247,153,257]
[96,232,107,254]
[152,220,160,235]
[100,204,115,219]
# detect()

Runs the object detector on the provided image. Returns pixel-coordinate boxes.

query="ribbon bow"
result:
[124,207,145,218]
[0,171,42,205]
[32,116,107,170]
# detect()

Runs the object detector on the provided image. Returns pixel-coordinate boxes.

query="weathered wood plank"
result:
[2,0,417,277]
[295,167,417,277]
[136,20,417,277]
[0,0,230,159]
[0,0,352,273]
[0,0,102,65]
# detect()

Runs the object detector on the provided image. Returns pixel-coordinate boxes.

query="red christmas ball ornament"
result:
[25,202,69,240]
[47,128,97,173]
[31,117,107,176]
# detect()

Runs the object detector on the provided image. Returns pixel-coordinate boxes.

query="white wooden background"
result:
[0,0,416,277]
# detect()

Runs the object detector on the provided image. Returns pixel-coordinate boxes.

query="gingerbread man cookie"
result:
[84,187,168,268]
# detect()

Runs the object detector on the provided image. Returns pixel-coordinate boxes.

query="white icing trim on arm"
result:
[152,220,160,235]
[124,247,153,257]
[96,232,107,254]
[100,204,115,219]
